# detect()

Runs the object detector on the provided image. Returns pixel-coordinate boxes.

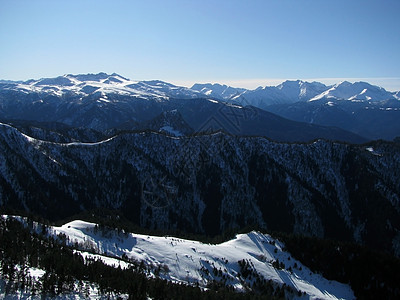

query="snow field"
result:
[48,220,354,300]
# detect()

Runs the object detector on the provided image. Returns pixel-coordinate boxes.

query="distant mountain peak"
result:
[191,83,247,100]
[308,80,397,102]
[336,80,352,86]
[33,76,75,87]
[277,79,303,88]
[64,72,129,83]
[193,79,399,106]
[3,73,205,103]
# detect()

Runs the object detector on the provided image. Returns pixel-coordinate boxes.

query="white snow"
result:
[42,219,355,300]
[310,81,396,102]
[7,74,399,109]
[1,266,128,300]
[227,103,243,109]
[61,136,116,147]
[97,97,111,103]
[159,126,183,137]
[1,215,355,299]
[366,146,383,157]
[9,73,202,101]
[28,267,46,279]
[0,213,357,299]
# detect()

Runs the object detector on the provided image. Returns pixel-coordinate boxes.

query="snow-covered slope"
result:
[192,80,399,107]
[9,216,354,300]
[0,73,209,131]
[191,83,247,100]
[309,81,397,102]
[1,78,367,142]
[11,73,203,100]
[192,80,329,107]
[4,74,398,107]
[1,73,398,138]
[190,81,400,140]
[235,80,329,107]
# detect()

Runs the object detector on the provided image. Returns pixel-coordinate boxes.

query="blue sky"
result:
[1,0,400,90]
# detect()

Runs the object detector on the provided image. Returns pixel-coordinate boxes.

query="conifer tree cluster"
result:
[276,232,400,300]
[0,216,282,299]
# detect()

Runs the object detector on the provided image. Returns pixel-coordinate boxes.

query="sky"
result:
[1,0,400,90]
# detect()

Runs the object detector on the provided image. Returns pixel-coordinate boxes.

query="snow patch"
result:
[159,126,183,137]
[42,219,355,300]
[366,147,383,157]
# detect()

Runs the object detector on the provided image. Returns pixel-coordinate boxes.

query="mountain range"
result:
[1,73,399,142]
[192,80,399,105]
[192,80,400,141]
[1,73,400,298]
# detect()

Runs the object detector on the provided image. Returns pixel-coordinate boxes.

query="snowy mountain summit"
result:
[9,72,203,100]
[191,83,247,100]
[192,80,399,108]
[0,73,206,131]
[190,79,400,140]
[1,73,399,139]
[5,73,397,105]
[309,81,397,102]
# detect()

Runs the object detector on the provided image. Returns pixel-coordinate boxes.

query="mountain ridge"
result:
[4,73,399,104]
[190,79,400,141]
[0,73,368,143]
[191,80,399,105]
[1,215,355,300]
[0,122,399,256]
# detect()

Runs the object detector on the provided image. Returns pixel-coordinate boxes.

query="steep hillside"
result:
[20,216,358,299]
[0,123,399,256]
[265,98,400,141]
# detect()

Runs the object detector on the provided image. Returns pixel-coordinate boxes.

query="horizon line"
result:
[2,74,400,92]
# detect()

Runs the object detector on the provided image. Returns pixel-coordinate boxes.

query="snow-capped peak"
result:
[191,83,247,100]
[8,73,204,100]
[276,79,303,90]
[3,74,399,110]
[309,81,395,102]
